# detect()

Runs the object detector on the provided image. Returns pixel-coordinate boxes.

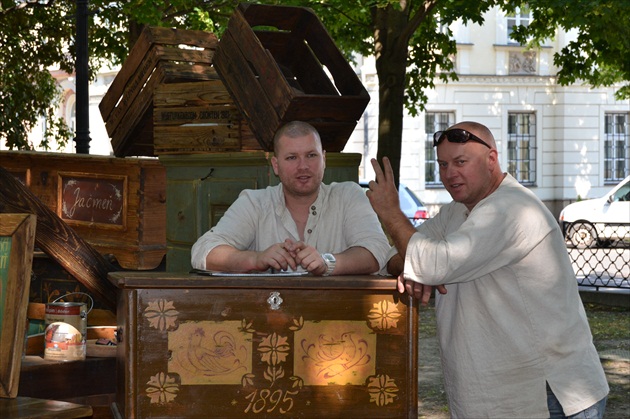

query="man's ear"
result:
[271,156,279,176]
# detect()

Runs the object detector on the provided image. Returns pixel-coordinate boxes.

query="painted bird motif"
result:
[301,331,371,379]
[175,328,246,377]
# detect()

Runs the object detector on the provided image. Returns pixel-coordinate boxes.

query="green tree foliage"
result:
[0,0,235,150]
[2,0,628,184]
[507,0,630,100]
[0,1,75,150]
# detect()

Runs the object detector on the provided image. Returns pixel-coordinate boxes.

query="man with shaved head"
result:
[367,121,609,418]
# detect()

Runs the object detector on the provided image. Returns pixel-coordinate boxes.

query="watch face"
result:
[323,253,336,263]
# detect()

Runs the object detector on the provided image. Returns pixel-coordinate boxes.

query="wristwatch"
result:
[321,253,336,276]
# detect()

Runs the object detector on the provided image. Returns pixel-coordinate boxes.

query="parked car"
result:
[559,176,630,247]
[359,181,430,226]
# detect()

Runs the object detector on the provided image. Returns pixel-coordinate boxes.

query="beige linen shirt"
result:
[402,174,608,418]
[191,182,391,272]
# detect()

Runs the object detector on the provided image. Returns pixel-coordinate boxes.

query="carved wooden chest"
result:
[0,151,166,270]
[109,272,418,418]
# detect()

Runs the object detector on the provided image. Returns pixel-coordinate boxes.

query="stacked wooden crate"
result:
[214,3,370,151]
[99,26,256,157]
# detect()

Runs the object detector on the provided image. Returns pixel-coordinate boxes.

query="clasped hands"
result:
[256,239,327,276]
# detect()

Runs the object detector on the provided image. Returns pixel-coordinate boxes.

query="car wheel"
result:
[566,222,598,248]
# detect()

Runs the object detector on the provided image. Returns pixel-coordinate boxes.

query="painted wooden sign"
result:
[57,172,127,230]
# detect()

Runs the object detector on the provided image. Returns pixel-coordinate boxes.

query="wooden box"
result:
[0,151,166,270]
[99,26,231,157]
[109,272,418,418]
[153,80,260,155]
[214,3,370,152]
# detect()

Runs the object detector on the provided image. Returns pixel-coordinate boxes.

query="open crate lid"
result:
[214,2,370,152]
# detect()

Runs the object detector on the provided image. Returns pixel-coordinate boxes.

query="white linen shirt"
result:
[191,182,391,272]
[402,174,608,418]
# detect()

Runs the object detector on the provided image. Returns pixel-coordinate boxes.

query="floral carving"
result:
[258,333,290,386]
[258,333,290,366]
[144,299,179,331]
[367,300,402,331]
[289,316,304,331]
[367,374,399,406]
[146,372,179,404]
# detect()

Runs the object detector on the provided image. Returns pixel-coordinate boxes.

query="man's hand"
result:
[397,275,447,306]
[367,157,417,259]
[254,240,298,272]
[366,157,401,219]
[285,240,328,275]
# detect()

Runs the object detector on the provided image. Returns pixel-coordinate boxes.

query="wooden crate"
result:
[153,80,260,154]
[0,151,166,270]
[99,26,225,157]
[109,272,418,418]
[214,3,370,152]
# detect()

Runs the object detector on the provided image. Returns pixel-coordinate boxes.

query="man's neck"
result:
[283,190,318,241]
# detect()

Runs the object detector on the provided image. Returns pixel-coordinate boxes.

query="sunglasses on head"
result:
[433,129,492,149]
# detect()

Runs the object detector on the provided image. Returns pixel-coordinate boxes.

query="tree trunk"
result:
[373,5,412,187]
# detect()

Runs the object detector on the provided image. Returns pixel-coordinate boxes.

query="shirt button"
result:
[312,211,317,215]
[311,206,316,210]
[307,229,312,234]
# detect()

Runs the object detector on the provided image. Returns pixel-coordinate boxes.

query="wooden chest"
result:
[0,151,166,270]
[214,3,370,152]
[109,272,418,418]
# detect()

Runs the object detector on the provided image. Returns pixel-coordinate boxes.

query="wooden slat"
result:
[100,26,218,121]
[255,31,339,96]
[153,80,233,107]
[154,105,241,126]
[0,397,93,419]
[215,29,279,150]
[154,125,241,154]
[227,7,294,118]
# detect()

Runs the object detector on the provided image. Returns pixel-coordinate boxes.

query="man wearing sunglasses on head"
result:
[367,121,608,418]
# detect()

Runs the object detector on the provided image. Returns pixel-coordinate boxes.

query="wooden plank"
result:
[0,397,93,419]
[0,166,118,311]
[104,45,169,137]
[227,7,295,117]
[0,214,35,398]
[255,30,338,96]
[215,30,279,150]
[18,356,116,400]
[154,105,241,127]
[100,26,218,122]
[99,27,155,122]
[239,2,309,31]
[110,62,220,156]
[284,95,370,121]
[303,18,368,96]
[154,80,233,107]
[154,125,241,154]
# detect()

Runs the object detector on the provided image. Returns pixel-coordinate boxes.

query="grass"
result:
[584,303,630,350]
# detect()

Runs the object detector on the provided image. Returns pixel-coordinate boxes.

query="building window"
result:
[506,5,531,45]
[604,112,629,183]
[425,112,455,186]
[508,112,536,185]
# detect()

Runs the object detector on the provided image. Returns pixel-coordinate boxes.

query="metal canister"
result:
[44,300,89,361]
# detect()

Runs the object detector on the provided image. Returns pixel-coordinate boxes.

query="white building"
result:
[19,6,629,217]
[344,6,629,216]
